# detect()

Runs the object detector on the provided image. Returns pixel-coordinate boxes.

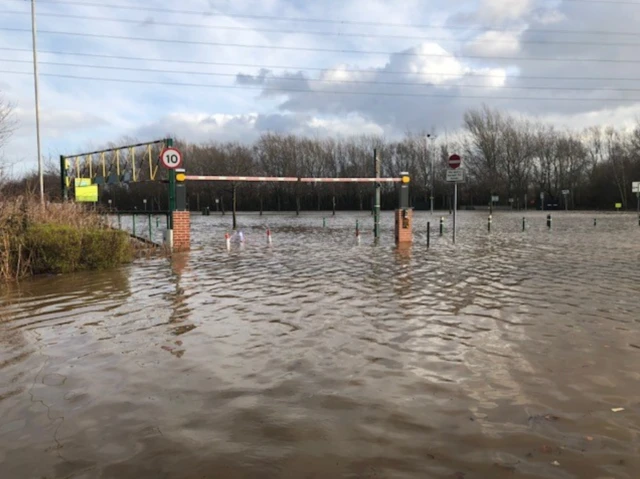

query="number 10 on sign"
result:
[160,147,183,169]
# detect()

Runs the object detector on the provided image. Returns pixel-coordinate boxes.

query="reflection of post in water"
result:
[393,244,413,300]
[166,253,196,350]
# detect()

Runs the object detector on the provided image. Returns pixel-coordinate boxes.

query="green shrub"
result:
[25,224,83,274]
[81,229,132,269]
[24,225,132,275]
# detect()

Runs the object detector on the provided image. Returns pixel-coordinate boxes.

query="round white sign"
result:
[160,147,183,169]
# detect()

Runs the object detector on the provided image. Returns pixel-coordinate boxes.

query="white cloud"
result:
[478,0,534,22]
[464,30,523,56]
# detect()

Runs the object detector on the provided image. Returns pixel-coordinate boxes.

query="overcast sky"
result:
[1,0,640,174]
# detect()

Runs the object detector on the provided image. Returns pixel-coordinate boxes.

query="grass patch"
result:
[1,196,133,281]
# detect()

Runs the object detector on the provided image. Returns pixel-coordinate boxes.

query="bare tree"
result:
[463,105,505,202]
[0,94,17,188]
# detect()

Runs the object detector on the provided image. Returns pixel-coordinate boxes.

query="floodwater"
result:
[1,211,639,479]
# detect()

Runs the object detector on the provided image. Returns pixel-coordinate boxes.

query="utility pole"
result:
[426,133,435,214]
[373,149,381,239]
[30,0,44,204]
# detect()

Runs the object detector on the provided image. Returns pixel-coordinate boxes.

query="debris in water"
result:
[586,436,594,441]
[552,461,560,467]
[611,408,625,413]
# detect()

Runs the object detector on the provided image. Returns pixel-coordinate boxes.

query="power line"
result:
[1,69,638,102]
[4,27,640,64]
[3,10,640,47]
[5,0,640,37]
[3,58,640,93]
[2,47,639,83]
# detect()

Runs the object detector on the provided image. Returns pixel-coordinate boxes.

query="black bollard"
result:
[594,218,597,227]
[427,222,431,248]
[522,217,526,232]
[547,214,552,229]
[488,215,492,232]
[439,217,444,236]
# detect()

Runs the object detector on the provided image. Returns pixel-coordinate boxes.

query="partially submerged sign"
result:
[633,181,640,193]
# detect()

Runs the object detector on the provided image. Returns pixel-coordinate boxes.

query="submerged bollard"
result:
[594,218,597,227]
[522,217,526,232]
[323,217,326,228]
[547,214,552,229]
[132,215,136,237]
[427,221,431,248]
[488,215,492,232]
[117,213,121,229]
[148,214,152,240]
[356,219,360,243]
[225,232,231,250]
[440,217,444,236]
[267,228,272,244]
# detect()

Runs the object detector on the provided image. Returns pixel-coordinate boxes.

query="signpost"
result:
[633,181,640,214]
[160,142,181,229]
[562,189,570,211]
[447,154,465,244]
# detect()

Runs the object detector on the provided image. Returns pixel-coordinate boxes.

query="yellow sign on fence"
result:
[615,203,622,210]
[74,178,98,202]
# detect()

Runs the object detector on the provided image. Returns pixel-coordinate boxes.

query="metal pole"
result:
[132,214,136,237]
[59,155,67,200]
[373,149,381,239]
[427,221,430,248]
[453,182,457,244]
[148,213,152,240]
[167,138,175,229]
[430,138,434,215]
[30,0,44,204]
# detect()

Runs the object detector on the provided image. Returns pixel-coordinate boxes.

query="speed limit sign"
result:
[160,147,183,169]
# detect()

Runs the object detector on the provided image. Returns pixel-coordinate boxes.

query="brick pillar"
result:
[394,209,413,244]
[172,211,191,251]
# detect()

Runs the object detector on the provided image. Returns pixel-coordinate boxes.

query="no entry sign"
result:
[448,154,461,169]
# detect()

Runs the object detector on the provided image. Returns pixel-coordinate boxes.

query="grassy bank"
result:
[1,197,133,281]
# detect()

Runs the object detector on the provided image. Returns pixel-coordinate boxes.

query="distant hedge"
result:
[25,225,132,275]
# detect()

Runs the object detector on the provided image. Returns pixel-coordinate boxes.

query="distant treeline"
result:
[3,105,640,211]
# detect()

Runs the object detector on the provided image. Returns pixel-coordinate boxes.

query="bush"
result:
[81,228,132,270]
[25,224,132,275]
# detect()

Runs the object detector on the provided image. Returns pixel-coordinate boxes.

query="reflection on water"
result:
[1,211,640,479]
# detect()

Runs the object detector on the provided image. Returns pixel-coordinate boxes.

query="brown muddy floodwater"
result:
[1,211,639,479]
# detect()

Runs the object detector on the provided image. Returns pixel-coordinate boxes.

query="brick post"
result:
[172,211,191,251]
[394,209,413,244]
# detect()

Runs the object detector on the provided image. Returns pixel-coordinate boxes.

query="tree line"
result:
[2,105,640,212]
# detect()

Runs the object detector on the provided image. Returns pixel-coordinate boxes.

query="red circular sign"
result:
[160,147,183,169]
[448,154,461,169]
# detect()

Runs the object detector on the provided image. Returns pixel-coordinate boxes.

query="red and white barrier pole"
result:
[266,228,272,244]
[225,232,231,250]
